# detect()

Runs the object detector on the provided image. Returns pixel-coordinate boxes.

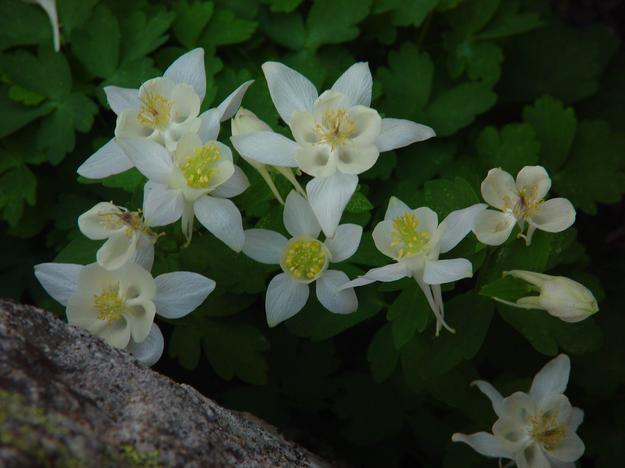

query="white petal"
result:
[127,323,164,367]
[163,48,206,101]
[473,209,516,246]
[316,270,358,314]
[193,195,245,251]
[569,407,584,432]
[472,380,504,417]
[294,144,337,177]
[413,206,439,235]
[119,138,173,184]
[210,165,250,198]
[262,61,318,124]
[547,433,585,463]
[492,417,532,450]
[154,271,215,319]
[78,202,122,240]
[230,131,299,167]
[376,118,435,153]
[34,263,82,307]
[451,432,514,459]
[439,203,487,253]
[265,272,310,327]
[372,219,398,258]
[331,62,373,107]
[34,0,60,51]
[336,144,380,175]
[198,108,221,142]
[530,354,571,402]
[216,80,254,121]
[516,443,551,468]
[283,191,321,238]
[97,233,136,271]
[77,139,134,179]
[324,224,362,262]
[499,392,537,428]
[516,165,551,201]
[340,262,409,289]
[97,318,132,349]
[104,86,139,115]
[530,198,576,233]
[423,258,473,285]
[243,229,288,264]
[384,196,412,221]
[306,173,358,238]
[142,181,184,227]
[481,168,519,211]
[133,234,155,272]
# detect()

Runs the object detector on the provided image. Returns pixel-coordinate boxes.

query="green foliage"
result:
[2,1,624,467]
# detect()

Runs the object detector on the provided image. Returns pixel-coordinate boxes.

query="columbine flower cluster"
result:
[34,49,599,457]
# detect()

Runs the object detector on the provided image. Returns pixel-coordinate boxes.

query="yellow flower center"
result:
[315,109,355,148]
[509,186,543,220]
[180,145,221,189]
[530,412,567,450]
[138,92,172,129]
[390,212,431,258]
[93,284,125,323]
[283,238,328,281]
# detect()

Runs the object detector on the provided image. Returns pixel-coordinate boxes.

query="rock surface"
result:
[0,299,332,467]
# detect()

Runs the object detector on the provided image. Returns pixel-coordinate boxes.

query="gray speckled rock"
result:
[0,299,333,467]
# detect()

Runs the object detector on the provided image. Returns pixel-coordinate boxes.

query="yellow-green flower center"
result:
[530,412,567,450]
[93,284,125,323]
[315,109,355,148]
[283,238,328,281]
[138,92,172,129]
[390,212,431,258]
[180,145,221,189]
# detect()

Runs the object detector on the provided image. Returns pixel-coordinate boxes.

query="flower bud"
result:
[231,108,272,136]
[501,270,599,322]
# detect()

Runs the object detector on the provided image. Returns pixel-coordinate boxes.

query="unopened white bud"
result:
[231,108,272,136]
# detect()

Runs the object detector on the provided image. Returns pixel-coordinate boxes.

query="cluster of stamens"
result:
[314,109,355,148]
[93,283,125,323]
[529,412,567,450]
[512,186,543,220]
[99,209,154,239]
[390,213,431,258]
[283,239,328,281]
[138,92,172,129]
[180,145,221,189]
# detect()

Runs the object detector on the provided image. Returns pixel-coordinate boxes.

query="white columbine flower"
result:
[231,61,434,237]
[242,191,362,327]
[452,354,585,468]
[473,166,576,246]
[24,0,60,51]
[34,262,215,366]
[494,270,599,323]
[78,202,157,271]
[342,197,486,335]
[231,107,305,204]
[77,48,252,179]
[120,129,250,249]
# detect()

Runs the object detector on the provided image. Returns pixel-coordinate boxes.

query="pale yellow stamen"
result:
[283,239,328,281]
[530,412,567,450]
[512,186,543,220]
[93,284,125,323]
[315,109,355,148]
[99,209,155,239]
[180,145,221,189]
[138,92,172,129]
[390,213,431,258]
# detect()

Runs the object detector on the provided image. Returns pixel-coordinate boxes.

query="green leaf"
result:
[262,12,306,51]
[447,40,503,84]
[378,43,433,118]
[523,96,576,172]
[102,57,160,89]
[8,85,45,106]
[0,0,51,50]
[169,325,203,371]
[424,82,496,136]
[0,165,37,226]
[54,236,100,264]
[0,48,72,99]
[202,320,270,385]
[476,0,543,40]
[445,0,500,36]
[71,4,121,78]
[554,120,625,215]
[423,177,479,219]
[476,123,540,173]
[0,87,54,138]
[485,231,551,282]
[200,8,257,46]
[374,0,437,28]
[267,0,304,13]
[57,0,99,36]
[345,190,374,214]
[400,293,494,389]
[306,0,373,50]
[368,323,399,382]
[387,287,430,349]
[173,0,215,48]
[119,10,175,63]
[479,276,532,302]
[94,168,145,193]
